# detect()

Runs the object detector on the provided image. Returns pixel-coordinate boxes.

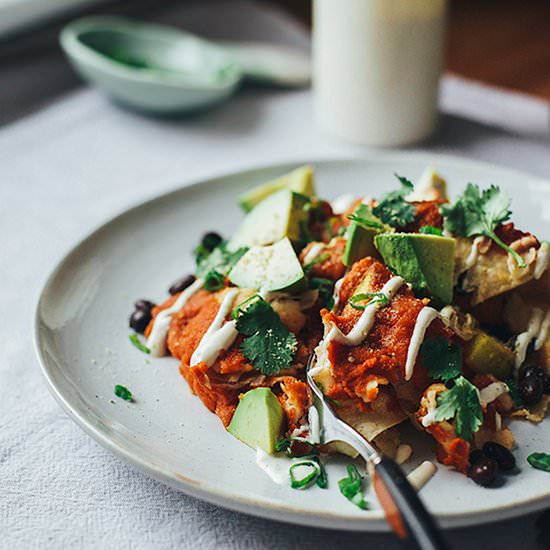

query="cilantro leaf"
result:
[434,376,483,441]
[338,464,368,510]
[235,297,297,375]
[372,174,416,228]
[440,183,526,268]
[346,203,385,230]
[421,337,462,382]
[527,452,550,472]
[195,242,247,289]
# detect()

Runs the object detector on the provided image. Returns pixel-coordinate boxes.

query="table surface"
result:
[1,1,549,549]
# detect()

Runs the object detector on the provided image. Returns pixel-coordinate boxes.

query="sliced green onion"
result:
[114,384,133,402]
[289,461,320,489]
[315,459,328,489]
[231,294,262,320]
[349,292,388,311]
[346,213,384,230]
[419,225,443,236]
[338,464,368,510]
[304,253,331,272]
[129,333,150,354]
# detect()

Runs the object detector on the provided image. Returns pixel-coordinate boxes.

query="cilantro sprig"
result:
[234,296,297,375]
[440,183,526,268]
[372,174,416,228]
[349,292,388,311]
[420,337,462,382]
[195,241,247,291]
[338,464,368,510]
[434,376,483,441]
[309,277,335,310]
[419,225,443,236]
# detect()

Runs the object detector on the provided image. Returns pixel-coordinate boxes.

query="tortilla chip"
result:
[455,237,543,305]
[511,395,550,423]
[336,388,407,442]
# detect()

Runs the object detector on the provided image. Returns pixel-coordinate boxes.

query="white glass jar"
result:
[313,0,447,147]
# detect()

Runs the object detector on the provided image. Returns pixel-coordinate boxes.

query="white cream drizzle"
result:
[332,276,345,310]
[303,243,326,265]
[464,236,485,270]
[479,381,509,408]
[307,406,321,444]
[421,406,438,428]
[514,308,550,369]
[405,307,440,381]
[407,461,437,491]
[190,288,239,367]
[147,278,204,357]
[535,242,550,279]
[331,194,357,215]
[323,276,406,347]
[255,449,292,485]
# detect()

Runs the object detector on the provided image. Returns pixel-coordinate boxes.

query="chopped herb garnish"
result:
[195,241,247,282]
[527,452,550,472]
[304,253,330,272]
[289,461,321,489]
[315,459,328,489]
[419,225,444,236]
[421,337,462,382]
[338,464,368,510]
[234,297,297,375]
[434,376,483,441]
[114,384,133,402]
[129,333,150,354]
[440,183,526,268]
[372,174,416,229]
[204,270,225,292]
[349,292,388,311]
[505,378,524,407]
[346,203,385,230]
[309,277,335,310]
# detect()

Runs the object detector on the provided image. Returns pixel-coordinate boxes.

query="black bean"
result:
[168,274,196,295]
[519,376,544,406]
[134,299,155,312]
[201,232,222,252]
[543,374,550,395]
[469,449,485,465]
[468,457,499,487]
[482,442,516,471]
[519,364,545,382]
[129,308,151,334]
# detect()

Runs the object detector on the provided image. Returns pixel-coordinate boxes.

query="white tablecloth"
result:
[1,1,549,548]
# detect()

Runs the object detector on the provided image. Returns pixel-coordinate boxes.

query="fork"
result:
[307,354,450,550]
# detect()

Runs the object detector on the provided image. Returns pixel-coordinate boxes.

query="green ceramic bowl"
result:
[60,16,242,114]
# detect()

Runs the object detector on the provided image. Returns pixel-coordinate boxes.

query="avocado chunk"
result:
[374,233,455,306]
[238,165,316,212]
[229,237,306,292]
[342,204,388,266]
[462,330,514,380]
[228,388,285,454]
[228,189,309,250]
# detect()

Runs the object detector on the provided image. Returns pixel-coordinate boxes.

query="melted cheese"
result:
[514,308,550,369]
[302,242,326,265]
[535,242,550,279]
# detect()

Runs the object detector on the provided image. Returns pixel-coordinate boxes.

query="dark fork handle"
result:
[372,457,451,550]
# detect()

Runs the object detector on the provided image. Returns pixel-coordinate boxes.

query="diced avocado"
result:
[375,233,455,306]
[238,165,316,212]
[227,388,285,454]
[342,204,388,266]
[229,237,306,292]
[462,330,514,380]
[228,189,309,250]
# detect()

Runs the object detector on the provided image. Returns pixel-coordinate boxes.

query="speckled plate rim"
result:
[34,151,550,532]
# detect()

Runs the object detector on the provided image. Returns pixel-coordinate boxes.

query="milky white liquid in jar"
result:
[313,0,447,147]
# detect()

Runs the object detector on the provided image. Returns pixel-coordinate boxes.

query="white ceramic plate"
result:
[35,153,550,531]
